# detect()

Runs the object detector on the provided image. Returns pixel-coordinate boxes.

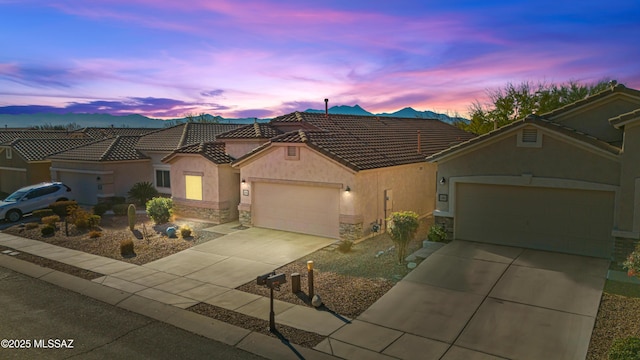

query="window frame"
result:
[155,169,171,189]
[184,174,203,201]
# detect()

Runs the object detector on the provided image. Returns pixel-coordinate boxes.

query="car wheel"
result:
[7,209,22,222]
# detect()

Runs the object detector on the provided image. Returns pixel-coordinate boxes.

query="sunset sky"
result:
[1,1,638,119]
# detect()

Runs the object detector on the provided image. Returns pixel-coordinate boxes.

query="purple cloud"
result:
[201,89,224,97]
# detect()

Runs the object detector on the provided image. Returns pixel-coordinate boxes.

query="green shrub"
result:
[112,204,129,216]
[33,209,54,218]
[88,230,102,238]
[180,225,192,238]
[146,197,173,224]
[25,222,39,230]
[387,211,420,264]
[427,224,447,242]
[128,204,136,231]
[41,215,60,226]
[88,215,101,228]
[41,225,55,236]
[337,240,353,253]
[120,239,135,257]
[111,196,126,205]
[93,202,111,216]
[49,200,78,218]
[128,181,159,206]
[68,206,92,230]
[609,337,640,360]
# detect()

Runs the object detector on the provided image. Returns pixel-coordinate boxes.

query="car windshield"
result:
[4,190,28,202]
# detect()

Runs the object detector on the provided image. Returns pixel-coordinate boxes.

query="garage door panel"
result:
[58,173,97,205]
[455,183,614,258]
[253,183,339,238]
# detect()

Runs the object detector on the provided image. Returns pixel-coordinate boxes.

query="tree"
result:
[387,211,420,264]
[456,79,614,135]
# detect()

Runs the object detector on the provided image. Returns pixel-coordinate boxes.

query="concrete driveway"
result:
[322,240,608,360]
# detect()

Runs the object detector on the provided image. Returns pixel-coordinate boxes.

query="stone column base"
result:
[434,215,454,240]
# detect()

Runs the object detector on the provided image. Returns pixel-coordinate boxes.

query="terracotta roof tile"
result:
[49,136,148,162]
[237,112,475,170]
[165,142,234,164]
[7,138,95,161]
[136,123,242,151]
[0,130,76,144]
[541,83,640,119]
[80,127,156,139]
[217,123,283,139]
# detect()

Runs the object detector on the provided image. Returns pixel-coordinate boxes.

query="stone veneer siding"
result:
[239,209,252,226]
[434,216,454,241]
[340,222,363,241]
[173,203,232,224]
[614,237,639,265]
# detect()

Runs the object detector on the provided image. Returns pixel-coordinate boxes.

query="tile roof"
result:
[425,114,621,162]
[609,108,640,128]
[80,127,157,139]
[49,136,149,162]
[135,123,242,151]
[0,130,76,145]
[217,123,283,139]
[6,138,95,161]
[164,142,234,164]
[235,112,475,171]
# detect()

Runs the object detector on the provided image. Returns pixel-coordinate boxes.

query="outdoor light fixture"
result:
[439,177,446,185]
[307,260,314,271]
[96,176,101,181]
[241,178,246,183]
[345,186,351,192]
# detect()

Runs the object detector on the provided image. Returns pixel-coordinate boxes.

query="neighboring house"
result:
[49,136,150,205]
[230,112,474,240]
[427,83,640,261]
[135,123,242,196]
[0,138,94,194]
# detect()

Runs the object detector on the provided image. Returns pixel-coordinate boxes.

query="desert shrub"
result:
[128,181,159,206]
[387,211,420,263]
[111,196,126,205]
[337,240,353,253]
[93,202,111,216]
[427,224,447,242]
[180,225,192,238]
[88,215,101,228]
[146,197,173,224]
[33,209,54,218]
[49,200,78,218]
[41,215,61,226]
[68,206,92,230]
[112,204,129,216]
[609,337,640,360]
[88,230,102,238]
[120,239,135,257]
[41,225,55,236]
[25,222,39,230]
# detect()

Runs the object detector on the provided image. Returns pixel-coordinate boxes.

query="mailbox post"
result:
[257,272,286,332]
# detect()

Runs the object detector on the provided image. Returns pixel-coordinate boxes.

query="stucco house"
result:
[427,83,640,261]
[230,112,475,240]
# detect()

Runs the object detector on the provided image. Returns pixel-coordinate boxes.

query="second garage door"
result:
[253,182,340,238]
[455,183,615,258]
[57,172,98,205]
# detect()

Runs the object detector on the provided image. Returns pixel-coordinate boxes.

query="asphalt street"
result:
[0,266,265,360]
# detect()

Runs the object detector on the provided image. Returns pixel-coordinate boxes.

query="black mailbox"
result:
[266,273,286,288]
[257,271,275,286]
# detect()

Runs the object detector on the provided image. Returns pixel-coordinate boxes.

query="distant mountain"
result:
[304,105,467,124]
[0,113,264,129]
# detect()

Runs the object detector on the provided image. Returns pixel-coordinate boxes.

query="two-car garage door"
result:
[455,183,615,258]
[252,182,340,239]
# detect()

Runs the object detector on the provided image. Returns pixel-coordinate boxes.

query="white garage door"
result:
[58,172,97,205]
[253,182,340,238]
[455,183,615,258]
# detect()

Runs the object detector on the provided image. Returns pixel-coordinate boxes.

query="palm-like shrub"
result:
[128,182,159,206]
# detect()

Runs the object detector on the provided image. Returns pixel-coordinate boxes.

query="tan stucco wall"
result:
[167,155,240,221]
[550,97,640,143]
[435,128,620,213]
[238,145,356,216]
[0,150,30,193]
[28,163,52,186]
[356,162,436,235]
[224,139,265,159]
[618,122,640,232]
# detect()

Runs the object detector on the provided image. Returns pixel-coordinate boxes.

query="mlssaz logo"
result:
[34,339,74,349]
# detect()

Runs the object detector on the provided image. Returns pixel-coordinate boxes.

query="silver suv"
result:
[0,182,73,222]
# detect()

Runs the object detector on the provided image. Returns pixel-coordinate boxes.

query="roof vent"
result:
[324,98,329,117]
[522,128,538,143]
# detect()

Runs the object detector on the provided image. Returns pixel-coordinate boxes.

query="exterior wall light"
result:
[241,178,246,183]
[439,177,446,185]
[345,186,351,192]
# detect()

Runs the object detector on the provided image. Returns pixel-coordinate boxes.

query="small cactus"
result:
[127,203,136,231]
